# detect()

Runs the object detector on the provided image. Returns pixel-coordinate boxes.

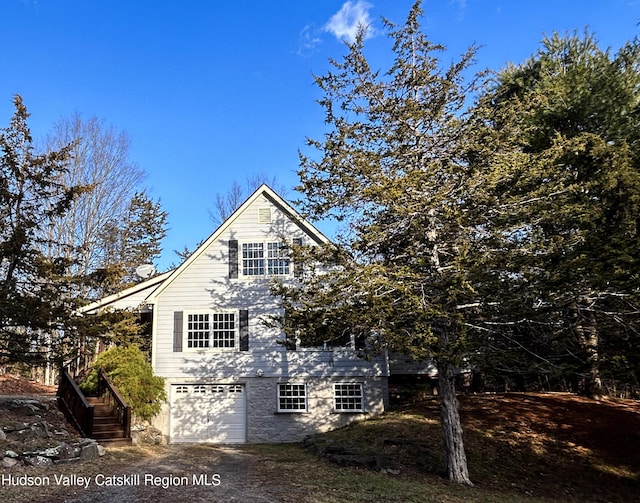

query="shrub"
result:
[80,345,166,421]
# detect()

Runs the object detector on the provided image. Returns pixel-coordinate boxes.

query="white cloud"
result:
[296,24,323,57]
[324,1,375,43]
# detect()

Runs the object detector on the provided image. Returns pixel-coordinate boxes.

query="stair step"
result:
[97,437,132,447]
[94,416,120,423]
[92,429,127,438]
[93,424,123,437]
[93,410,118,418]
[68,393,132,446]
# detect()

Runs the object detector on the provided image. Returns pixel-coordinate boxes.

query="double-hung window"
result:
[333,383,364,412]
[186,312,236,350]
[242,243,265,276]
[277,383,307,412]
[242,241,290,277]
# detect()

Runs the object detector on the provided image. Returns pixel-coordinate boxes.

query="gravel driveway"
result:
[71,446,279,503]
[9,445,291,503]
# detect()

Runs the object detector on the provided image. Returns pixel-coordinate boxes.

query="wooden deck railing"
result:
[57,367,94,437]
[96,368,131,439]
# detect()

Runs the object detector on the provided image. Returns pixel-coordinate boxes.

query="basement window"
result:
[277,383,308,412]
[333,383,364,412]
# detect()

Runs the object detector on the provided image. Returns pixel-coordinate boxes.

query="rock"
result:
[134,426,163,445]
[31,421,52,438]
[56,443,81,460]
[97,444,106,457]
[0,430,6,441]
[9,401,40,416]
[41,446,61,457]
[7,422,28,432]
[79,442,99,460]
[1,457,19,468]
[24,455,52,467]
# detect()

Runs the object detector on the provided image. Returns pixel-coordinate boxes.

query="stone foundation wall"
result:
[246,376,388,443]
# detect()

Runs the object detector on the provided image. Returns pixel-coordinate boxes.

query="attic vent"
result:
[258,208,272,224]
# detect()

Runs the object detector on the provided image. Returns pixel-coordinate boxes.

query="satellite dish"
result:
[135,264,156,279]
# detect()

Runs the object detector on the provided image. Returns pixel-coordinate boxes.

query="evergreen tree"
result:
[98,191,168,293]
[0,95,85,366]
[79,344,166,421]
[274,2,484,485]
[469,31,640,397]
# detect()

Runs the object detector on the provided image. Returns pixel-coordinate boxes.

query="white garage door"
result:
[170,384,246,443]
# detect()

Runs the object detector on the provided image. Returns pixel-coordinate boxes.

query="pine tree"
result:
[0,95,85,366]
[274,2,485,485]
[98,192,168,293]
[469,31,640,397]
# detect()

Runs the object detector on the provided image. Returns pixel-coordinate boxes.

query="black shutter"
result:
[292,237,303,279]
[239,309,249,351]
[229,239,238,278]
[173,311,183,352]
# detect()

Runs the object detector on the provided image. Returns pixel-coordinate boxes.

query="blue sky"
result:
[1,0,639,271]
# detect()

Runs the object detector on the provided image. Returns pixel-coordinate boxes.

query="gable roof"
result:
[145,183,331,302]
[80,184,331,312]
[80,269,174,314]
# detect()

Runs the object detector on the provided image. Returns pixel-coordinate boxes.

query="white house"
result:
[83,185,389,443]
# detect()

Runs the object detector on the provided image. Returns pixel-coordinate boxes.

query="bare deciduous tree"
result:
[43,113,147,295]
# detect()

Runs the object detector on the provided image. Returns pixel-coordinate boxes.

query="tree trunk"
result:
[438,360,473,485]
[570,298,604,399]
[582,312,603,399]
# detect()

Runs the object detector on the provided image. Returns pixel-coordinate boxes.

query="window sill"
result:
[184,348,240,353]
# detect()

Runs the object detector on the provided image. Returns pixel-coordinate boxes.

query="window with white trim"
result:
[242,241,290,276]
[333,383,364,412]
[277,383,307,412]
[185,311,237,350]
[242,243,265,276]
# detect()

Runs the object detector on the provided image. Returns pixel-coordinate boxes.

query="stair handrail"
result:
[57,367,94,437]
[97,368,131,439]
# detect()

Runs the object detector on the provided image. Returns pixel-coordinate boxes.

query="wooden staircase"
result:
[58,368,132,447]
[86,396,132,446]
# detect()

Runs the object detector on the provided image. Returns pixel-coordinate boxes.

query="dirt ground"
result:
[0,374,58,395]
[1,373,639,502]
[459,391,640,474]
[0,374,284,503]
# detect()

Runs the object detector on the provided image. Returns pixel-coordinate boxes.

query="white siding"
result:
[152,194,382,379]
[145,189,388,443]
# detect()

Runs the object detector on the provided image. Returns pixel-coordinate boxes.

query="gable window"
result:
[242,241,290,277]
[277,383,307,412]
[333,383,364,412]
[186,311,236,350]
